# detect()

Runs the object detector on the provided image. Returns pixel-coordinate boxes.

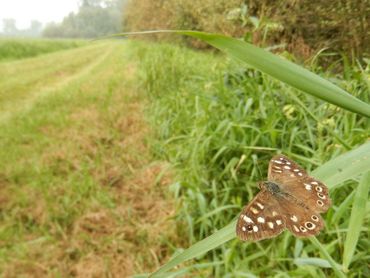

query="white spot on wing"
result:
[276,219,282,225]
[298,172,303,176]
[242,226,246,231]
[243,215,253,223]
[284,165,291,169]
[311,181,318,185]
[250,207,259,214]
[256,202,264,209]
[268,222,274,229]
[290,215,298,222]
[253,225,258,232]
[257,217,265,223]
[304,183,312,190]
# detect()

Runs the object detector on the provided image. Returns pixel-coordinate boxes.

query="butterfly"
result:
[236,154,331,241]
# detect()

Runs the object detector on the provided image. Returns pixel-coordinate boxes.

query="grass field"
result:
[0,39,177,277]
[0,38,369,277]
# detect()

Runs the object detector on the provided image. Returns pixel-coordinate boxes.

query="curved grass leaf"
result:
[149,141,370,277]
[308,237,346,278]
[117,30,370,117]
[294,257,337,268]
[342,171,370,271]
[150,221,236,277]
[312,141,370,188]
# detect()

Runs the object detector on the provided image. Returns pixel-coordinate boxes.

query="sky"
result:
[0,0,79,30]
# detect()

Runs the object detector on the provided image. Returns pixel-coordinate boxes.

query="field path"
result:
[0,41,176,277]
[0,42,114,123]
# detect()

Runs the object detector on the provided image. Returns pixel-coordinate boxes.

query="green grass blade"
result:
[294,257,337,268]
[117,30,370,117]
[179,31,370,117]
[312,141,370,188]
[342,171,370,271]
[150,220,236,277]
[309,237,346,278]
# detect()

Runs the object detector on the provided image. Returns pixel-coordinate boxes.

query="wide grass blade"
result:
[342,171,370,271]
[117,30,370,117]
[150,141,370,276]
[294,257,337,268]
[150,220,236,277]
[309,237,346,278]
[312,141,370,188]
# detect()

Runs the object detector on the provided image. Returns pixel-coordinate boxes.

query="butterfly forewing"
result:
[268,155,331,213]
[236,190,286,241]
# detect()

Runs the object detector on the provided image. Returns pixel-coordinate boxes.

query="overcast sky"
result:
[0,0,79,30]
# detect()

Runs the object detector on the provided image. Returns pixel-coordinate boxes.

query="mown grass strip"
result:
[342,171,370,272]
[116,30,370,117]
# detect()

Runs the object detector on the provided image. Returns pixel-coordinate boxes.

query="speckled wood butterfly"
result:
[236,155,331,241]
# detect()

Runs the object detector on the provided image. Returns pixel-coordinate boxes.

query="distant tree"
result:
[2,18,18,35]
[28,20,43,36]
[1,18,43,37]
[43,0,123,38]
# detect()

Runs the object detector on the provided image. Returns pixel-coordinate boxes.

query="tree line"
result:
[43,0,125,38]
[0,0,125,39]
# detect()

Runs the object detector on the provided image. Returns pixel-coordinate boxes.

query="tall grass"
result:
[131,40,369,277]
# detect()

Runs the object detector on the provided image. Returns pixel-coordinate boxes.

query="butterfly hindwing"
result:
[278,196,325,237]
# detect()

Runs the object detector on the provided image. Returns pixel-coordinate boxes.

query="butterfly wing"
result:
[236,189,286,241]
[267,155,331,213]
[278,196,325,237]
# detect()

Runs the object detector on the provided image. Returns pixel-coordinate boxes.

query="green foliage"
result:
[0,38,86,61]
[131,40,369,276]
[124,0,370,62]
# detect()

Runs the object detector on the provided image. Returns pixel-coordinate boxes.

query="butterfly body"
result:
[236,155,331,241]
[262,181,281,194]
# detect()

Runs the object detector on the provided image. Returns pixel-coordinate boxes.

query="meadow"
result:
[0,37,369,277]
